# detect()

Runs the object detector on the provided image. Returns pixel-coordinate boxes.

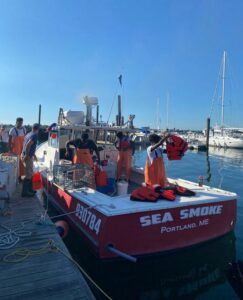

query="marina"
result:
[1,1,243,299]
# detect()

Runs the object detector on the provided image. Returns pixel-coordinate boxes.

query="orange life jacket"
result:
[166,135,188,160]
[170,184,196,197]
[160,189,176,201]
[130,186,160,202]
[147,185,176,201]
[152,184,195,198]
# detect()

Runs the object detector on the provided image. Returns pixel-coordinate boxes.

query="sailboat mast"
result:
[157,98,160,130]
[221,51,226,131]
[166,92,169,129]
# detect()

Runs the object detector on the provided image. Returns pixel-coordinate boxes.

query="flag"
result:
[118,74,122,86]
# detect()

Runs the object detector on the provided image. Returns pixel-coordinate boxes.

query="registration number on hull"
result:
[75,203,102,235]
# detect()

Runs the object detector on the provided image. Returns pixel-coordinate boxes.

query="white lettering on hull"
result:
[75,203,102,235]
[140,205,223,227]
[161,223,197,233]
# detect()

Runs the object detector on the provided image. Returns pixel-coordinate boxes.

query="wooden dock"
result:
[0,186,95,300]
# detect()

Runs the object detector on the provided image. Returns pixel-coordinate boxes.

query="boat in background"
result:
[131,130,149,146]
[202,51,243,149]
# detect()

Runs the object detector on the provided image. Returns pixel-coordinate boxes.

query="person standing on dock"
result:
[144,133,169,187]
[21,123,40,197]
[115,131,134,181]
[0,125,9,153]
[9,117,26,180]
[65,132,100,168]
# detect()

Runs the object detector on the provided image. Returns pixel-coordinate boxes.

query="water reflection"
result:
[205,151,212,183]
[65,231,236,300]
[209,147,243,162]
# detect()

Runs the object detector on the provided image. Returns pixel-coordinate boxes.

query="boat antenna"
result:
[221,51,226,132]
[107,74,122,124]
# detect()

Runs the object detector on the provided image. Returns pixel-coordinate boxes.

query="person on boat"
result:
[115,131,135,181]
[145,133,170,187]
[0,125,9,153]
[65,133,100,168]
[9,117,26,180]
[21,123,40,197]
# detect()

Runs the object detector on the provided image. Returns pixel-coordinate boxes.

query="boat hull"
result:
[43,179,236,259]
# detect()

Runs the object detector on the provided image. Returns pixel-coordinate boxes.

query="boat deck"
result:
[0,185,95,300]
[69,178,237,216]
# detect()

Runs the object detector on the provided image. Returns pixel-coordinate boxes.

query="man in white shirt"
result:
[9,117,26,179]
[0,126,9,153]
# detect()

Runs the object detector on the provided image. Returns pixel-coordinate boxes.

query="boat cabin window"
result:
[59,128,73,160]
[73,129,95,141]
[95,129,117,145]
[48,131,59,148]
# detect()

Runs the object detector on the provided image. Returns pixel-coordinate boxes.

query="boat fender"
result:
[55,220,69,239]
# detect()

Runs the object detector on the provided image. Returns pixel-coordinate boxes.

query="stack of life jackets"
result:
[166,135,188,160]
[130,184,196,202]
[130,185,176,202]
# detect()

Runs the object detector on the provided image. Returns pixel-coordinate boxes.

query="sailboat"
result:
[208,51,243,149]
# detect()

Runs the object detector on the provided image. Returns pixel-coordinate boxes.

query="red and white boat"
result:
[36,103,237,260]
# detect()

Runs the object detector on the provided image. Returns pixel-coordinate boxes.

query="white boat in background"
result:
[131,131,149,145]
[209,147,243,161]
[202,51,243,149]
[208,130,243,149]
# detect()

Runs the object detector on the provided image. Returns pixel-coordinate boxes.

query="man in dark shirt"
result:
[65,133,100,167]
[21,123,40,197]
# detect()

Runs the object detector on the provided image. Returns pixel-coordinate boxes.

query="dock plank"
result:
[0,186,95,300]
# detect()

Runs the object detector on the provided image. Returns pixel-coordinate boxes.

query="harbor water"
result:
[64,147,242,300]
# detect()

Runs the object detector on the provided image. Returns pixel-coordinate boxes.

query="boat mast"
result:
[156,97,160,130]
[221,51,226,132]
[166,92,169,130]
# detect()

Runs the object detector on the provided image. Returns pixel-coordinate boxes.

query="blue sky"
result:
[0,0,242,129]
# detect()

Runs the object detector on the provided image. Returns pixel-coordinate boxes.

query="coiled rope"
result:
[0,222,32,250]
[2,239,112,300]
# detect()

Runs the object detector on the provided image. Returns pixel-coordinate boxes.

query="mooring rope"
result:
[2,239,112,300]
